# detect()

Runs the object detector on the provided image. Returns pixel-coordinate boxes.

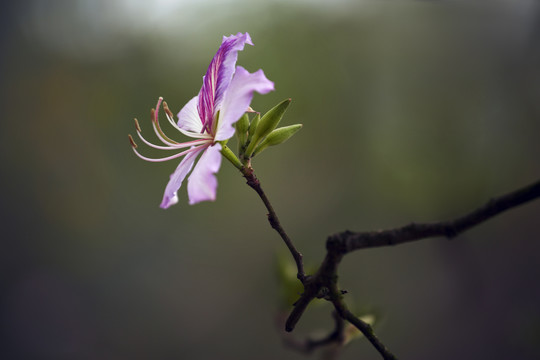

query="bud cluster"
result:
[234,98,302,167]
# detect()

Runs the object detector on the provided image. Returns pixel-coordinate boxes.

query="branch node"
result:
[316,286,330,299]
[326,235,347,254]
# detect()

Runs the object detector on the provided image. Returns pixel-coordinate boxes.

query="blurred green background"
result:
[1,0,540,359]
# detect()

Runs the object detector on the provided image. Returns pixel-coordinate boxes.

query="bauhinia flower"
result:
[129,32,274,208]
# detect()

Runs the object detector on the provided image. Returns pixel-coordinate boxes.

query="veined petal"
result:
[214,66,274,141]
[160,145,207,209]
[187,143,223,204]
[198,32,253,133]
[178,96,204,134]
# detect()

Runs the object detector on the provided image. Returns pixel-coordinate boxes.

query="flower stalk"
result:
[221,144,244,170]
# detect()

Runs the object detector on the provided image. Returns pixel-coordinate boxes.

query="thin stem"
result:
[339,309,396,360]
[242,166,306,282]
[221,144,244,170]
[330,285,396,360]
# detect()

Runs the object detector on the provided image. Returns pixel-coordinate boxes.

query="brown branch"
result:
[243,164,540,360]
[329,179,540,254]
[284,179,540,359]
[242,167,306,282]
[285,238,398,359]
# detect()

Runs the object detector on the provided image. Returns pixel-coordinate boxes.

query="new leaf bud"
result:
[252,124,302,157]
[235,113,250,155]
[235,113,250,134]
[247,113,261,143]
[245,99,291,157]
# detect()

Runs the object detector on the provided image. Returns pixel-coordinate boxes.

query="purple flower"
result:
[129,32,274,208]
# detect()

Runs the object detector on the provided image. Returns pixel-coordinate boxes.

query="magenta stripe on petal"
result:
[197,32,253,134]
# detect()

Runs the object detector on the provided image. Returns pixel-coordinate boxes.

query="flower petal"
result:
[198,32,253,133]
[177,96,204,133]
[214,66,274,141]
[187,143,223,204]
[160,145,207,209]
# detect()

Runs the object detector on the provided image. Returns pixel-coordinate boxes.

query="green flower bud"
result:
[252,124,302,157]
[242,113,261,162]
[247,113,261,143]
[235,113,250,134]
[245,99,291,158]
[235,113,250,155]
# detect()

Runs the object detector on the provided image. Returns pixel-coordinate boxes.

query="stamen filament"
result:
[154,97,164,122]
[152,108,180,145]
[136,130,208,150]
[162,101,183,132]
[177,125,213,139]
[131,144,208,163]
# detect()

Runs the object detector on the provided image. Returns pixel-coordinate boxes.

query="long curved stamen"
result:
[162,101,184,132]
[136,130,208,150]
[177,126,214,139]
[152,107,181,145]
[154,97,164,121]
[131,144,208,163]
[135,117,208,150]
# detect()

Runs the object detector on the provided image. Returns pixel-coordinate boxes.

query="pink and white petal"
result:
[214,66,274,141]
[160,145,207,209]
[187,143,223,205]
[177,96,204,133]
[198,33,253,131]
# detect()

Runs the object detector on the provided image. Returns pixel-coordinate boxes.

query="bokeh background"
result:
[1,0,540,359]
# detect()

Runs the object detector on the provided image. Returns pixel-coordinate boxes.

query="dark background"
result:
[1,0,539,359]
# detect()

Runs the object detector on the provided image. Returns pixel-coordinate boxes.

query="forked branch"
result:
[245,173,540,360]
